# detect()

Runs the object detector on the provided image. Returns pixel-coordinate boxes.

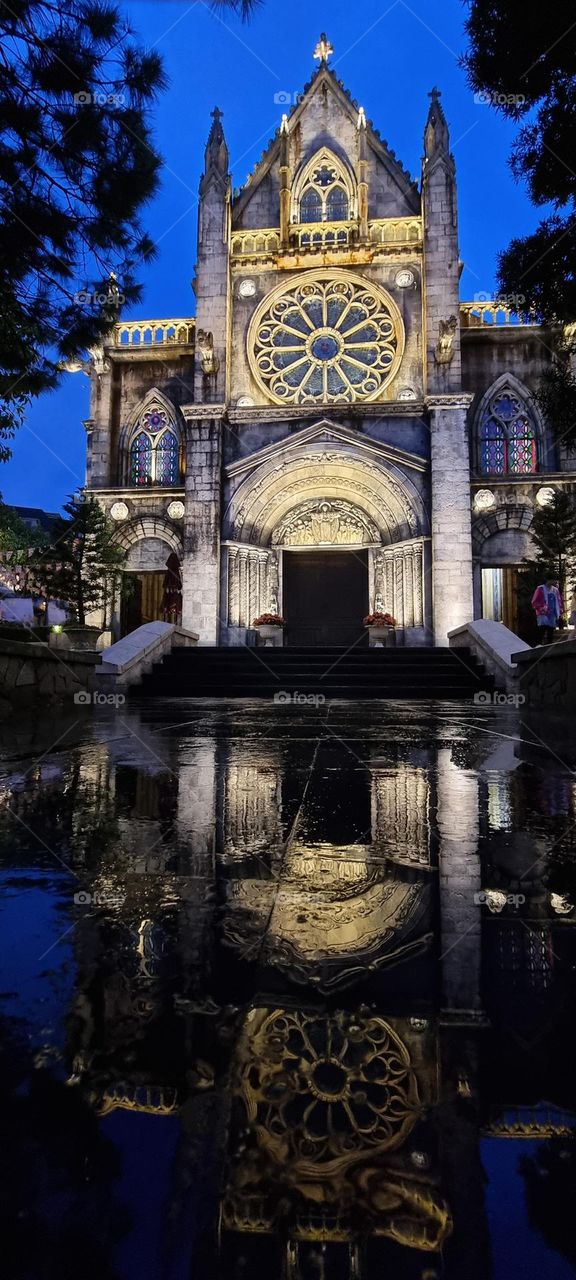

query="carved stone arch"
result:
[118,388,184,484]
[224,427,426,548]
[291,145,357,222]
[472,501,535,557]
[113,515,183,571]
[472,373,543,473]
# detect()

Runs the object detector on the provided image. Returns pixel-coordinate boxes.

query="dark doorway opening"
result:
[283,549,369,647]
[120,571,164,637]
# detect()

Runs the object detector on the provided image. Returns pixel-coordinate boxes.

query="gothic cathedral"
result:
[84,37,572,646]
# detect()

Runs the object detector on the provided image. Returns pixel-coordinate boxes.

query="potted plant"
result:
[252,612,285,647]
[363,611,397,647]
[30,494,126,650]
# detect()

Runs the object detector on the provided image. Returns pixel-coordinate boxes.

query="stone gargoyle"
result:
[197,329,220,376]
[434,315,458,365]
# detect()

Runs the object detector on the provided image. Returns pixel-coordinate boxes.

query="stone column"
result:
[428,394,474,642]
[227,547,240,627]
[181,412,223,643]
[86,352,114,487]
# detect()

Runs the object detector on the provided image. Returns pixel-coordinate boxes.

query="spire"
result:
[424,87,450,158]
[204,106,229,177]
[313,32,333,64]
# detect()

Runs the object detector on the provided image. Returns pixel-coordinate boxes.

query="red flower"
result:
[363,612,396,627]
[252,613,285,626]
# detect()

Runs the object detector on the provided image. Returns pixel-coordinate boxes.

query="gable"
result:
[233,66,419,230]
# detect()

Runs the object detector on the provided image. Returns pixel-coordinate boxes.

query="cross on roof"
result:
[313,32,333,63]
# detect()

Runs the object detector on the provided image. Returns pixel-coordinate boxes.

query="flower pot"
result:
[367,624,394,648]
[57,625,103,651]
[254,623,284,648]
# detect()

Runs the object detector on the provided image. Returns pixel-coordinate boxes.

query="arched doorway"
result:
[113,519,183,637]
[223,423,429,646]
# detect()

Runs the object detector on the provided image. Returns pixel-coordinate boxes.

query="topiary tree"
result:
[31,493,126,625]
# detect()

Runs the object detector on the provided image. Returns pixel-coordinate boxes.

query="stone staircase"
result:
[134,645,495,700]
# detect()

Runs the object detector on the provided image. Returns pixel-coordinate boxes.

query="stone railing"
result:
[94,621,198,690]
[230,216,422,260]
[460,302,538,328]
[111,318,195,347]
[449,619,529,692]
[230,228,281,259]
[512,637,576,707]
[368,217,422,246]
[290,220,357,252]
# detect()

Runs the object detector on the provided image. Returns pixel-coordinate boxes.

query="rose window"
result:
[237,1008,420,1174]
[248,270,404,405]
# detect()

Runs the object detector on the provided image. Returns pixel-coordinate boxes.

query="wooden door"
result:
[282,550,368,647]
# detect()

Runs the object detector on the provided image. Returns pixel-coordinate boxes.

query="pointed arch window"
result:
[128,406,182,487]
[298,163,350,223]
[479,390,537,475]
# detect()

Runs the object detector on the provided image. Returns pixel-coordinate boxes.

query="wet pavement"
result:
[0,697,575,1280]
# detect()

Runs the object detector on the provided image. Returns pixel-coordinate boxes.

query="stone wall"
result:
[0,638,98,713]
[513,639,576,708]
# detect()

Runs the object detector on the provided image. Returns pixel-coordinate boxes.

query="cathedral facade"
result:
[83,39,575,646]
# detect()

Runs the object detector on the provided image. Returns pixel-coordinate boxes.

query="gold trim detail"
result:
[247,269,405,406]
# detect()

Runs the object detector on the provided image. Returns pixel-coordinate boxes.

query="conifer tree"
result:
[31,494,125,625]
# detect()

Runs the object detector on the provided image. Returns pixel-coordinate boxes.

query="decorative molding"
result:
[426,394,474,410]
[473,489,496,513]
[227,401,426,423]
[181,404,227,421]
[110,501,129,522]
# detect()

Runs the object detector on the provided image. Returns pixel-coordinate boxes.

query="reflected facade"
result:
[1,704,576,1278]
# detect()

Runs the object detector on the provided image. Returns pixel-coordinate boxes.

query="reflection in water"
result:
[0,703,576,1279]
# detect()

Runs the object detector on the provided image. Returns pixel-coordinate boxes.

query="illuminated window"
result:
[128,408,181,486]
[155,430,179,486]
[479,390,537,474]
[298,163,349,223]
[130,432,153,486]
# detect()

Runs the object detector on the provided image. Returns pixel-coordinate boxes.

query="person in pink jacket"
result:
[531,577,563,645]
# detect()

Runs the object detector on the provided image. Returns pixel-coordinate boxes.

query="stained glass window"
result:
[508,418,536,472]
[130,432,153,486]
[478,390,538,475]
[326,186,349,221]
[298,158,351,223]
[128,411,181,486]
[249,272,403,405]
[155,431,179,486]
[300,189,322,223]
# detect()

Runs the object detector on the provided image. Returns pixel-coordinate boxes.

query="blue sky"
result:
[2,0,539,509]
